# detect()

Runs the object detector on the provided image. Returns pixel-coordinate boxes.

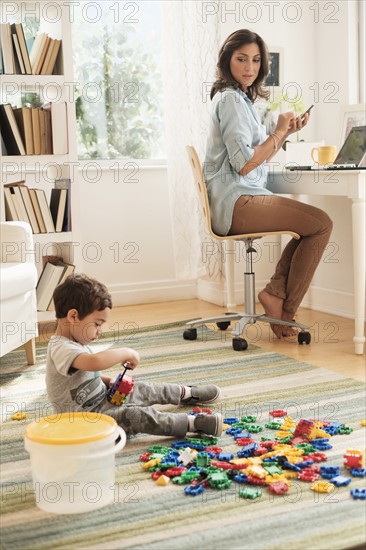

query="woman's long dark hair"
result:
[211,29,270,102]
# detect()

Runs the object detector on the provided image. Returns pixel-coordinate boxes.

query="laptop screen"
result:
[334,125,366,166]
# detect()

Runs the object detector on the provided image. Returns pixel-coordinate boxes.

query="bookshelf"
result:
[0,1,79,322]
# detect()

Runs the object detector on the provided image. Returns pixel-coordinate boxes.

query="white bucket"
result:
[24,412,126,514]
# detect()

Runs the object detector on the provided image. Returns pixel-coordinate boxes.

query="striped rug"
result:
[1,322,365,550]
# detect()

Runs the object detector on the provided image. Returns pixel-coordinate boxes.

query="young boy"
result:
[46,273,222,438]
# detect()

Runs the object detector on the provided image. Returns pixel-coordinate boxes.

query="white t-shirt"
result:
[46,335,107,413]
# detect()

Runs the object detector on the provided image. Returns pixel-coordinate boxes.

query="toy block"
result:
[156,475,170,486]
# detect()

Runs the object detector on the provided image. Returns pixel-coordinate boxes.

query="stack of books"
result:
[0,101,68,155]
[3,179,71,234]
[0,23,62,75]
[36,256,75,311]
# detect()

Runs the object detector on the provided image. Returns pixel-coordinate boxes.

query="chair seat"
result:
[0,262,38,300]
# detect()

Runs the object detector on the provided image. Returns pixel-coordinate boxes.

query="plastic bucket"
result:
[24,412,126,514]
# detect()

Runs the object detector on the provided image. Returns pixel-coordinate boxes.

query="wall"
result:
[78,0,360,318]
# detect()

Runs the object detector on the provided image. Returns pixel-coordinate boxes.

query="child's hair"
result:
[53,273,112,319]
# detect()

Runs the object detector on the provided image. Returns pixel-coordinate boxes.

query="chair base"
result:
[184,313,311,349]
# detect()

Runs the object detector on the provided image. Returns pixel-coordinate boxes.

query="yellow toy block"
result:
[309,426,330,440]
[11,412,27,420]
[231,458,250,465]
[247,465,267,478]
[360,420,366,426]
[246,457,263,465]
[156,475,170,486]
[143,458,162,470]
[311,481,334,493]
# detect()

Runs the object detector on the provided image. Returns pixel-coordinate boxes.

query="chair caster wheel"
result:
[183,328,198,341]
[298,331,311,345]
[217,321,231,330]
[232,337,248,351]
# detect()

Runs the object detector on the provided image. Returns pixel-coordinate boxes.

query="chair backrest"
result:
[186,145,300,241]
[186,145,216,239]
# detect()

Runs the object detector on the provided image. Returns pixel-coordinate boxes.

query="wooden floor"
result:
[40,299,365,382]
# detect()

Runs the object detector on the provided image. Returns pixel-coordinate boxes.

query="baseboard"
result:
[197,278,357,318]
[300,285,357,319]
[109,278,197,306]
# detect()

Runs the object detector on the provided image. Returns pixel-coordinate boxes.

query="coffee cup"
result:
[311,145,337,165]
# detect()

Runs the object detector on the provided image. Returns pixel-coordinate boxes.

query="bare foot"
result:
[258,290,284,339]
[281,310,297,337]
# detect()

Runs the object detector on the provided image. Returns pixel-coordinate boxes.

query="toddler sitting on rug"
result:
[46,273,222,438]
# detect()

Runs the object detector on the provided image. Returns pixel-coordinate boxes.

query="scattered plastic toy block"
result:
[269,481,289,494]
[184,484,205,496]
[330,475,352,487]
[224,417,239,425]
[241,415,257,423]
[298,470,320,482]
[350,468,366,477]
[350,488,366,500]
[156,475,170,486]
[178,447,197,466]
[344,449,365,469]
[209,472,232,490]
[338,426,353,435]
[234,473,248,484]
[205,446,222,455]
[265,422,282,429]
[218,452,234,462]
[236,437,255,446]
[311,481,335,493]
[320,465,340,479]
[269,410,287,417]
[11,412,27,420]
[239,487,262,499]
[360,420,366,426]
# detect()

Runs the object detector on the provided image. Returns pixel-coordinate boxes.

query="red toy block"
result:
[246,475,267,486]
[306,452,328,463]
[269,410,287,417]
[236,437,255,446]
[139,452,152,462]
[107,369,135,406]
[205,446,223,455]
[269,481,289,494]
[293,419,314,438]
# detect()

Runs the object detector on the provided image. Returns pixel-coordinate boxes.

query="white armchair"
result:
[0,222,38,364]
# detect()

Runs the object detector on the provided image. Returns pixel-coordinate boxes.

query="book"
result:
[18,185,40,233]
[40,38,61,75]
[3,186,19,221]
[34,35,51,75]
[29,32,47,74]
[31,108,41,155]
[3,182,30,224]
[12,33,25,74]
[28,188,47,233]
[0,23,15,74]
[43,107,53,154]
[43,102,68,154]
[13,107,34,155]
[33,188,55,233]
[42,256,75,310]
[36,261,67,311]
[11,23,32,75]
[0,103,26,155]
[39,109,47,155]
[54,178,72,231]
[49,188,67,232]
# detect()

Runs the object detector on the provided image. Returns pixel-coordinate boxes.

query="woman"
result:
[204,29,333,339]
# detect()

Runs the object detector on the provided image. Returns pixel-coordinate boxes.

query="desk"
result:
[267,169,365,355]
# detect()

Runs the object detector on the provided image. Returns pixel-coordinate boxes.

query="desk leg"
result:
[351,198,366,355]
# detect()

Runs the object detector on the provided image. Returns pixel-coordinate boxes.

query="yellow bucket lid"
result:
[25,412,118,445]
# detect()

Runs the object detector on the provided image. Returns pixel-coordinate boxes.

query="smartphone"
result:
[301,104,314,120]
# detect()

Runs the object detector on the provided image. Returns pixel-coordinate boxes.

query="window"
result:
[72,1,165,160]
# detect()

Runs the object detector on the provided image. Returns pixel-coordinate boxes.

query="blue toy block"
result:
[184,484,204,496]
[234,473,248,484]
[218,452,235,462]
[224,417,239,425]
[297,460,314,468]
[330,475,352,487]
[320,466,340,479]
[350,488,366,500]
[237,443,257,458]
[350,468,366,478]
[283,460,302,472]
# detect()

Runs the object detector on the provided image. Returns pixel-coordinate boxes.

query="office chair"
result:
[184,145,311,351]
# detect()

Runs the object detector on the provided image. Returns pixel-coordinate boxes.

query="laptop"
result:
[287,125,366,171]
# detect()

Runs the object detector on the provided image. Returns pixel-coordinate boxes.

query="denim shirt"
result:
[203,87,272,236]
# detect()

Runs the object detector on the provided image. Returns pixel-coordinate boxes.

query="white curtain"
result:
[162,0,223,282]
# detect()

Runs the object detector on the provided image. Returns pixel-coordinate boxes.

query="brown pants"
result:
[228,195,333,314]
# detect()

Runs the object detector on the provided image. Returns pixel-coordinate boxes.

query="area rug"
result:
[1,321,365,550]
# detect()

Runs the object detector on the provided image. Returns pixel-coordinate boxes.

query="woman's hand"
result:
[275,112,296,138]
[286,111,310,136]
